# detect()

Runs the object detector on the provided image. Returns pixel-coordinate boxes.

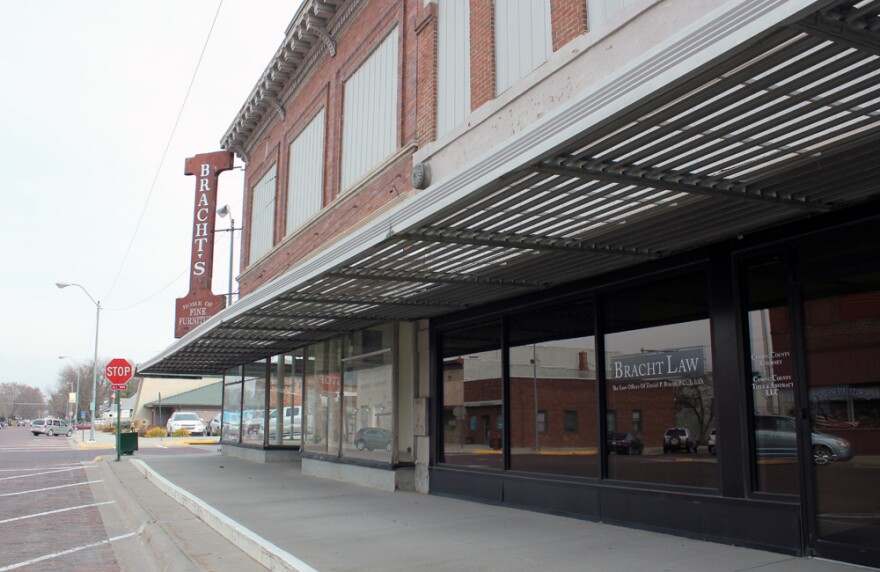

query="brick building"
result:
[143,0,880,566]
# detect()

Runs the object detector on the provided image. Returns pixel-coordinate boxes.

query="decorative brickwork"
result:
[416,2,438,145]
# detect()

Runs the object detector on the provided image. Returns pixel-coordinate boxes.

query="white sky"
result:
[0,1,300,395]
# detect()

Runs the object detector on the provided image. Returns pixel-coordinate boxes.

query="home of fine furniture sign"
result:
[174,151,234,338]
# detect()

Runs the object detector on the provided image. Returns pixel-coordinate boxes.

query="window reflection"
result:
[744,256,799,494]
[342,324,394,462]
[242,361,267,446]
[303,338,342,455]
[266,355,301,447]
[441,322,503,469]
[603,271,717,488]
[508,300,598,477]
[221,369,242,444]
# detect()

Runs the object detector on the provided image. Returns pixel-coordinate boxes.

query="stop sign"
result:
[106,358,133,389]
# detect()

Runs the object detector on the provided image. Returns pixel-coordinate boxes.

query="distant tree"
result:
[56,358,111,419]
[0,382,45,420]
[673,376,715,442]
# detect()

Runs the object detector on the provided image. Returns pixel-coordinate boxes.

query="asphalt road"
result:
[0,424,263,571]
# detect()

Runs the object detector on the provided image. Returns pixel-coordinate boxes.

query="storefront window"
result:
[508,300,598,477]
[266,355,300,447]
[801,262,880,548]
[242,361,267,446]
[603,270,717,488]
[222,366,242,444]
[342,324,394,461]
[303,338,342,455]
[744,255,799,494]
[441,321,503,469]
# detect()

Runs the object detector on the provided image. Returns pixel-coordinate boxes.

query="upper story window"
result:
[495,0,551,95]
[341,28,399,191]
[250,164,277,262]
[588,0,636,30]
[286,109,326,236]
[437,0,471,137]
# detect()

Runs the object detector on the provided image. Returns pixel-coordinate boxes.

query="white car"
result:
[166,412,206,436]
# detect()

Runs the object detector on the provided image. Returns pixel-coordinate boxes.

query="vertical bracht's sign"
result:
[174,151,234,338]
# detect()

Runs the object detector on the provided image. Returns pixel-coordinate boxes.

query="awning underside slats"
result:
[143,1,880,375]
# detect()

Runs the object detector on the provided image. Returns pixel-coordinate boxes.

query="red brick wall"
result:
[469,0,495,111]
[416,2,438,145]
[550,0,588,50]
[238,0,420,295]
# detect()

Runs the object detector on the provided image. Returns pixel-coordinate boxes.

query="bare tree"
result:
[673,376,715,443]
[0,382,45,421]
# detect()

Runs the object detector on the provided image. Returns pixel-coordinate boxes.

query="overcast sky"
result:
[0,1,299,395]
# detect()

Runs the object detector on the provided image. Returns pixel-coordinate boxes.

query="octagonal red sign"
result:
[105,358,133,386]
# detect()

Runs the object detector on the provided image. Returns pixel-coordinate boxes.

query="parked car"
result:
[166,412,206,436]
[208,413,221,436]
[663,427,697,453]
[245,406,302,440]
[221,412,241,441]
[607,432,644,455]
[76,421,92,430]
[708,428,717,455]
[353,427,392,452]
[755,414,852,465]
[32,418,72,437]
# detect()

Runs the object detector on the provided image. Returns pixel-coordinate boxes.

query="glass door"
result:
[800,263,880,566]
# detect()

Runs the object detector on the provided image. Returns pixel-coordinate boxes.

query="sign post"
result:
[105,359,133,462]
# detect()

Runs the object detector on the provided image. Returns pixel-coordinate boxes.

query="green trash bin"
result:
[119,432,138,455]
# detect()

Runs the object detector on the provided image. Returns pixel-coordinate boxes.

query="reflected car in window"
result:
[754,414,852,465]
[607,432,644,455]
[663,427,697,453]
[353,427,392,452]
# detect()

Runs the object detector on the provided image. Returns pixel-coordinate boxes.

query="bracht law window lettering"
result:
[603,269,717,489]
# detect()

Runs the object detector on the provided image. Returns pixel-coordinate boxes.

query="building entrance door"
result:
[800,261,880,567]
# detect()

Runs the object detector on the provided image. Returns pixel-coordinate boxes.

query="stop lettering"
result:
[105,358,133,384]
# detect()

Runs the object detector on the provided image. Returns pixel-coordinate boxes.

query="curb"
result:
[130,459,316,572]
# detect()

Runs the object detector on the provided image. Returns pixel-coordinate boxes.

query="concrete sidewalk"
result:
[83,441,869,572]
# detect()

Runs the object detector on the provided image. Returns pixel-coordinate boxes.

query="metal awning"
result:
[141,0,880,375]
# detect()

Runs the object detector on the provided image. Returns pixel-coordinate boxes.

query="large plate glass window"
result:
[603,269,716,488]
[342,324,394,461]
[221,366,242,444]
[242,361,267,446]
[508,299,598,477]
[303,337,342,455]
[798,227,880,556]
[744,255,799,494]
[441,321,503,469]
[266,354,301,447]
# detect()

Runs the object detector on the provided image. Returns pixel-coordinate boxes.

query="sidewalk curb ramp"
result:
[130,459,317,572]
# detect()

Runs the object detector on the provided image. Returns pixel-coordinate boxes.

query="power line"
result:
[103,0,226,302]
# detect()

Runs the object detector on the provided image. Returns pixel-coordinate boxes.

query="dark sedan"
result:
[607,432,644,455]
[353,427,392,452]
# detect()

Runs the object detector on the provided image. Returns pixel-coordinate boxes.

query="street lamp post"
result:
[59,355,82,437]
[216,205,240,307]
[56,282,100,442]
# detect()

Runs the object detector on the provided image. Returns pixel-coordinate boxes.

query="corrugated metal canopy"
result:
[141,0,880,375]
